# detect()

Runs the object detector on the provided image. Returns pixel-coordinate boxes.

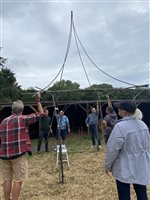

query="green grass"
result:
[31,133,105,155]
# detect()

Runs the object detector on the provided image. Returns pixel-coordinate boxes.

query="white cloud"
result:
[1,1,149,89]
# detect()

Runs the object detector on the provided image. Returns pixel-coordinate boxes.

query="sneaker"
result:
[91,145,96,148]
[99,145,102,149]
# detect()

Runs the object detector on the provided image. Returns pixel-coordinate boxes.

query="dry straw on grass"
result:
[0,136,150,200]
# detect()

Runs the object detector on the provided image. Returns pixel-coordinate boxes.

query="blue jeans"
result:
[116,180,148,200]
[37,130,49,152]
[89,125,101,146]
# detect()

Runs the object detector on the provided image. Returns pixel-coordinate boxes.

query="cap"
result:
[114,101,136,113]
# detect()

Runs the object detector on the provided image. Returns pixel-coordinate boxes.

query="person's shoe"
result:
[91,145,96,148]
[99,145,102,149]
[37,151,41,154]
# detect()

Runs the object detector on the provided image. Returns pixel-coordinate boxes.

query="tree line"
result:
[0,57,149,103]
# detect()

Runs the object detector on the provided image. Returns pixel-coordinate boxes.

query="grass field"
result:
[0,133,150,200]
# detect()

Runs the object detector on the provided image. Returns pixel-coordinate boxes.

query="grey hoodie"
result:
[103,112,118,136]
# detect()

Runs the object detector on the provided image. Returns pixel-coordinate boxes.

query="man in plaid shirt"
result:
[0,93,43,200]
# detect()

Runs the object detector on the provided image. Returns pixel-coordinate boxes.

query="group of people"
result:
[86,100,150,200]
[105,101,150,200]
[0,94,150,200]
[0,93,70,200]
[37,109,70,153]
[85,100,118,148]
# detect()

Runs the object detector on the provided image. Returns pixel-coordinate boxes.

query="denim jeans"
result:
[116,179,148,200]
[89,125,101,146]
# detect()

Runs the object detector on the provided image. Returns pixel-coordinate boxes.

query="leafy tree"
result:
[0,56,149,103]
[109,88,150,101]
[21,87,37,102]
[82,83,113,101]
[0,56,7,67]
[0,59,21,102]
[48,79,83,101]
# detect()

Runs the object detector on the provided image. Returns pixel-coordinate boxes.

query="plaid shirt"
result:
[0,112,43,159]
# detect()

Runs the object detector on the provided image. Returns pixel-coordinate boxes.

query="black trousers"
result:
[104,134,110,144]
[116,180,148,200]
[37,130,49,152]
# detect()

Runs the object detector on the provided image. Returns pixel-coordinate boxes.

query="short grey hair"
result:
[12,100,24,114]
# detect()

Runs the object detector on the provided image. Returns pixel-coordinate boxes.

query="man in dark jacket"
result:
[37,108,51,152]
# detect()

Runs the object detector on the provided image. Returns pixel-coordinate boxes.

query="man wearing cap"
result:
[0,93,43,200]
[105,100,150,200]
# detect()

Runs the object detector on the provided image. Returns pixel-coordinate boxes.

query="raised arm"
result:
[96,100,99,111]
[35,92,44,114]
[66,116,71,133]
[106,94,112,107]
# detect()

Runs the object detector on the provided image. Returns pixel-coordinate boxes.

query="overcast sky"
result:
[0,0,149,90]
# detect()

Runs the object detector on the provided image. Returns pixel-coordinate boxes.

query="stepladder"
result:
[56,144,70,169]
